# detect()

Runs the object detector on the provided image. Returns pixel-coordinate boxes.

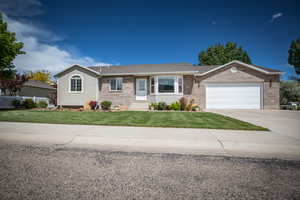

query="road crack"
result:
[209,130,233,157]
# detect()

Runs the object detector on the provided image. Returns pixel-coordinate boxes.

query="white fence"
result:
[0,96,50,109]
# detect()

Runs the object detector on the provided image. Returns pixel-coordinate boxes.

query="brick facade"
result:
[99,76,136,107]
[98,76,194,106]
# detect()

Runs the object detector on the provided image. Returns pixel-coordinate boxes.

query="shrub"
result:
[12,99,22,108]
[165,105,171,110]
[185,99,195,111]
[192,105,200,111]
[37,101,48,108]
[23,99,36,109]
[179,97,188,111]
[88,101,98,110]
[280,81,300,105]
[101,101,112,110]
[157,102,167,110]
[170,102,180,111]
[149,103,157,110]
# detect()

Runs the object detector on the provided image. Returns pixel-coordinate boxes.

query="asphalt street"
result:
[0,143,299,200]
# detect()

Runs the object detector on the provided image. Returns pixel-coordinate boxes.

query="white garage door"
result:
[206,84,262,109]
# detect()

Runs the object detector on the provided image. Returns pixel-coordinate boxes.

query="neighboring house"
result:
[54,60,282,110]
[19,80,56,98]
[0,80,56,98]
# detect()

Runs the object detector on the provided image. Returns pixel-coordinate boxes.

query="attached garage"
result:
[205,83,262,109]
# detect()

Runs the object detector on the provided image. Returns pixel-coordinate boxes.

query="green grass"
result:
[0,110,268,131]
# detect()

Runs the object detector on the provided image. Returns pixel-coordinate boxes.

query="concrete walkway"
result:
[1,120,300,160]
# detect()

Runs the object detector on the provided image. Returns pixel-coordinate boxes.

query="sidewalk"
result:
[0,122,300,160]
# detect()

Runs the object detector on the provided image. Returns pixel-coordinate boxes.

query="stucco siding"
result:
[57,69,98,106]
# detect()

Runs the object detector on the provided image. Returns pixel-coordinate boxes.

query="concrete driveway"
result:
[207,110,300,140]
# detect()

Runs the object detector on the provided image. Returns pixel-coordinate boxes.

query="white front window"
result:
[151,76,183,95]
[70,75,82,92]
[110,78,123,91]
[158,76,175,93]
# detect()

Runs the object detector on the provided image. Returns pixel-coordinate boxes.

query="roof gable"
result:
[195,60,283,76]
[54,65,99,78]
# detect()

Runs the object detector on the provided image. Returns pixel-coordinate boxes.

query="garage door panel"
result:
[206,84,261,109]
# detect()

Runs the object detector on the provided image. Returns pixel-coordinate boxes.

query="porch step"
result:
[128,102,149,111]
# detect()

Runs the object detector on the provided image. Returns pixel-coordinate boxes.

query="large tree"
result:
[198,42,252,65]
[0,13,25,79]
[288,38,300,75]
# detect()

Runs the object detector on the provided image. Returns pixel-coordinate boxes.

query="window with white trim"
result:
[178,77,183,93]
[70,75,82,92]
[158,76,175,93]
[150,77,155,94]
[110,78,123,91]
[150,76,183,94]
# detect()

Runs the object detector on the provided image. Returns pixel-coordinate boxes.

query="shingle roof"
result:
[87,62,281,75]
[250,64,282,73]
[87,63,222,75]
[55,61,282,78]
[24,80,56,90]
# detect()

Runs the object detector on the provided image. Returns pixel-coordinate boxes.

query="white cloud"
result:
[4,15,63,42]
[3,15,111,74]
[270,12,283,23]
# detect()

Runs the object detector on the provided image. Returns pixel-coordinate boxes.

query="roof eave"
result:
[23,85,57,90]
[54,65,100,78]
[99,71,199,76]
[194,60,283,76]
[195,71,283,76]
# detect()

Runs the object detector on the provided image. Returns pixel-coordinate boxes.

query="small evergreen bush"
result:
[23,99,36,109]
[149,103,157,110]
[12,99,22,108]
[37,101,48,108]
[101,101,112,110]
[157,102,167,110]
[170,102,180,110]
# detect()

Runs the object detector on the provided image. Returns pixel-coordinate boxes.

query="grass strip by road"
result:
[0,110,268,131]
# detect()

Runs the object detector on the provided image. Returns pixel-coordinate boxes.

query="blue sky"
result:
[0,0,299,78]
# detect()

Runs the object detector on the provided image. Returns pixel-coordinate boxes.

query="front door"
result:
[136,79,147,100]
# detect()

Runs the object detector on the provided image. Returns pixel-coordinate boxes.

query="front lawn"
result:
[0,110,268,131]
